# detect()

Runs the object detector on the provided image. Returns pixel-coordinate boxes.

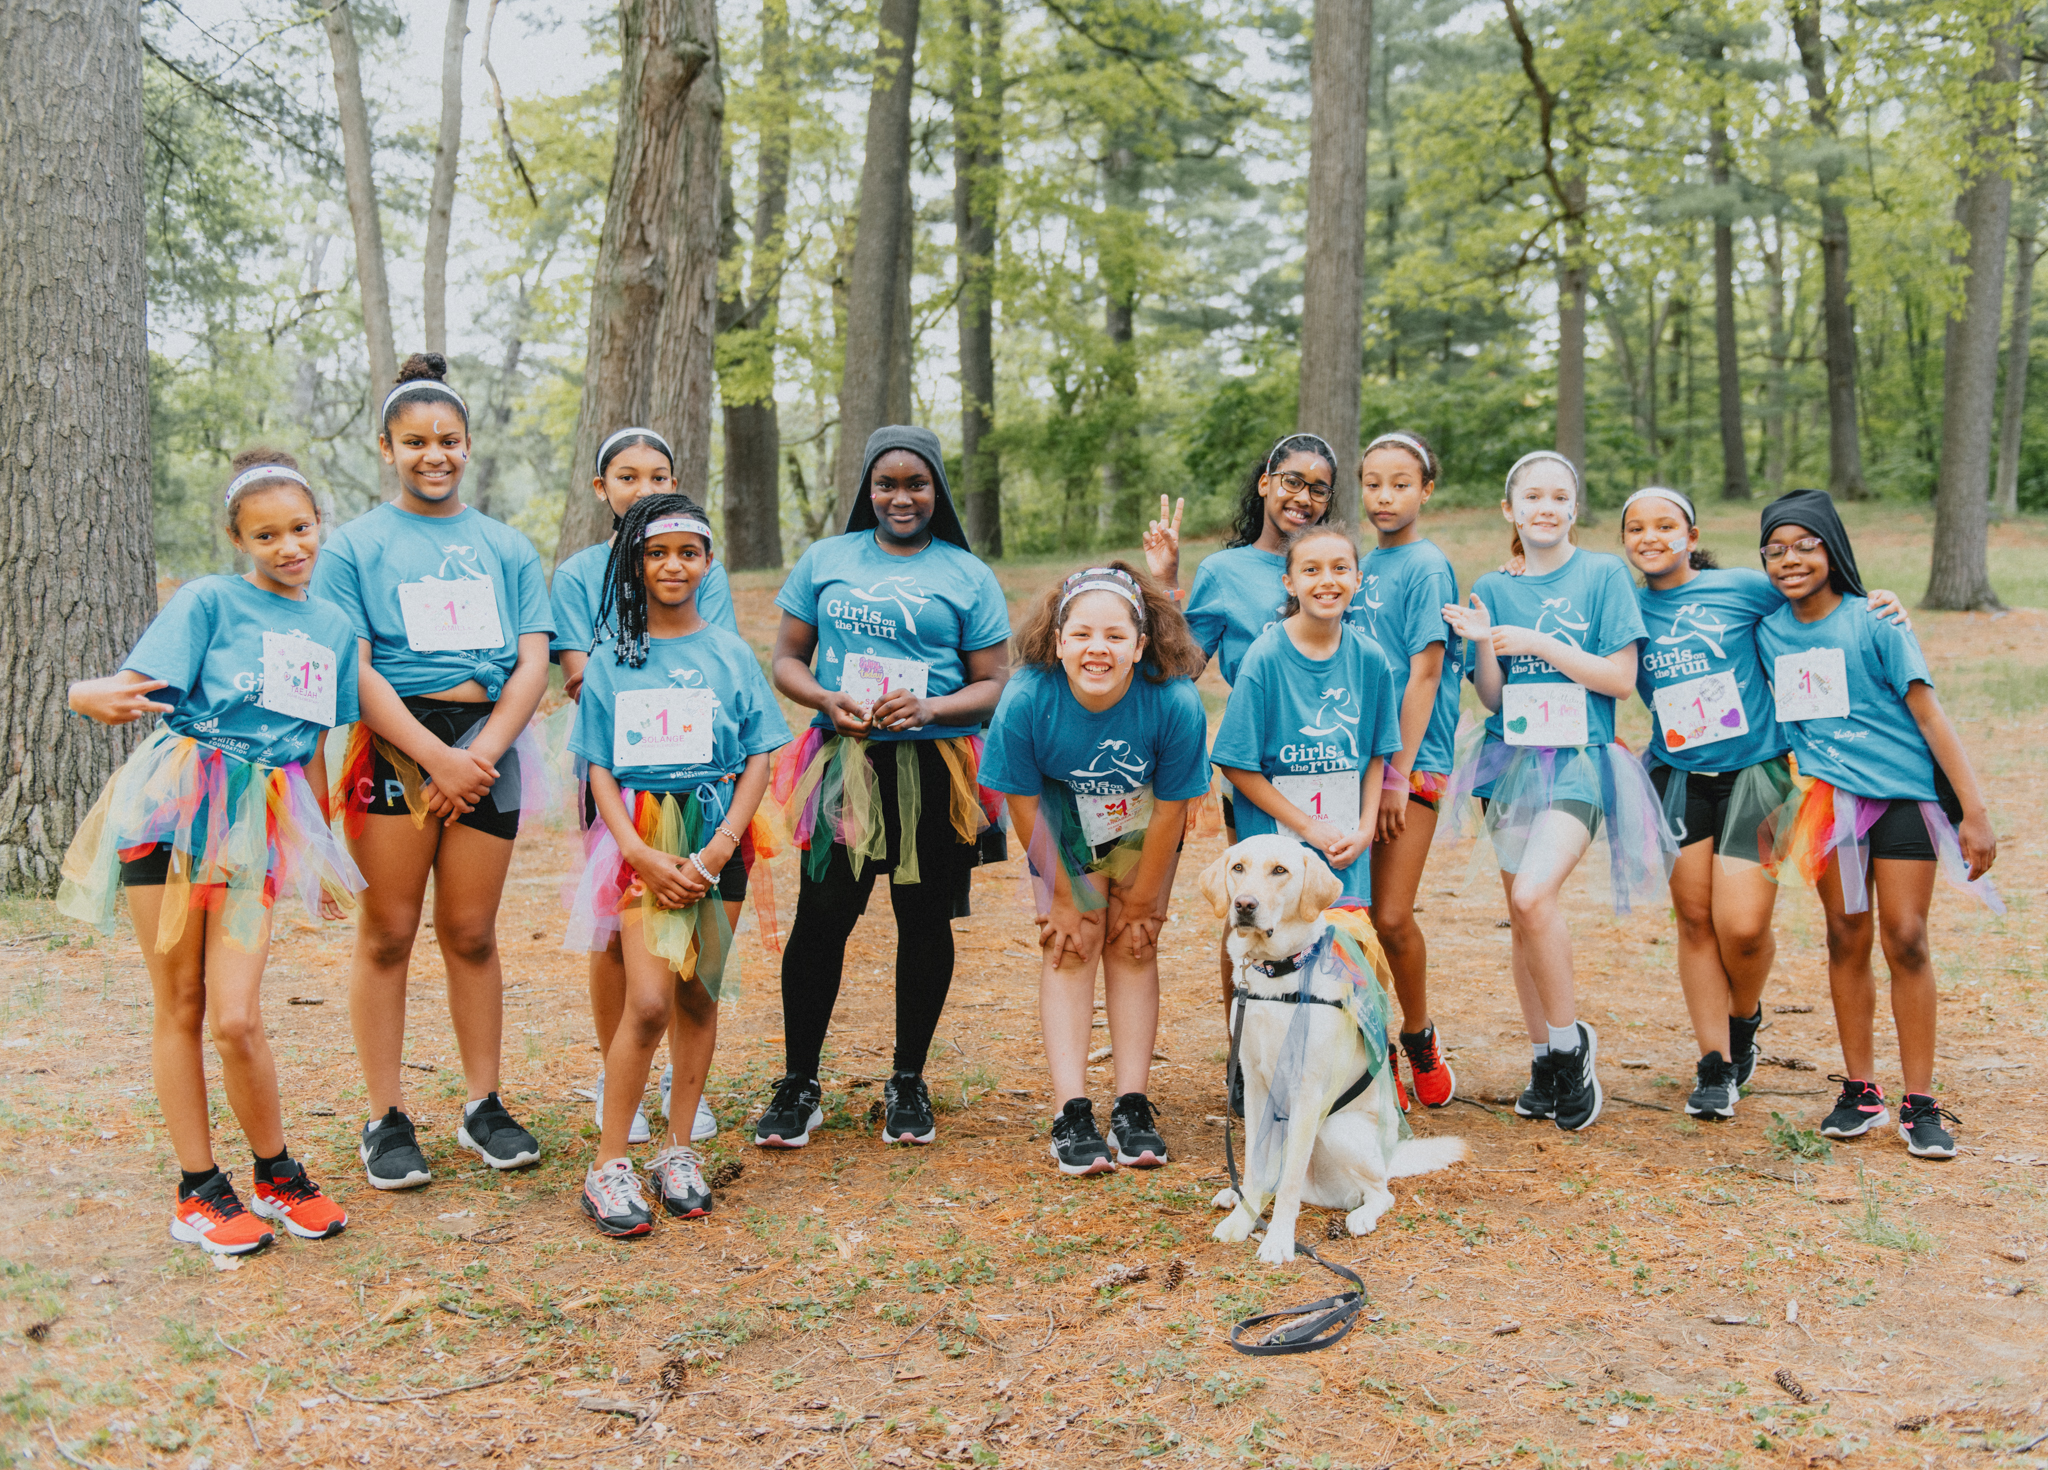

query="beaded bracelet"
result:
[687,852,717,883]
[717,822,742,846]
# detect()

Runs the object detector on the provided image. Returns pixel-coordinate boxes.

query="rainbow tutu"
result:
[1764,776,2002,916]
[770,729,997,885]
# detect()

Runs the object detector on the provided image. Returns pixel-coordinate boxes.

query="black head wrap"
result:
[1759,489,1865,597]
[842,425,969,550]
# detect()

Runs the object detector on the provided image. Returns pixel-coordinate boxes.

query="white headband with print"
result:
[224,465,309,506]
[1059,568,1145,623]
[642,515,714,546]
[1620,486,1696,556]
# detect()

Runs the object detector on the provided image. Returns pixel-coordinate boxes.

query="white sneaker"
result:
[579,1159,652,1237]
[692,1095,718,1142]
[594,1075,651,1146]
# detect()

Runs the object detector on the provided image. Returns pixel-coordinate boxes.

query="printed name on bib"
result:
[1272,769,1361,834]
[1771,647,1850,723]
[257,631,338,727]
[613,688,716,769]
[398,576,504,653]
[1076,785,1154,847]
[1653,671,1749,752]
[1502,682,1589,747]
[840,653,930,708]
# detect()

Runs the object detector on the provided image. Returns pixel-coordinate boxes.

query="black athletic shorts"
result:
[1864,800,1936,863]
[362,698,520,841]
[119,844,175,887]
[580,783,749,902]
[1649,763,1738,850]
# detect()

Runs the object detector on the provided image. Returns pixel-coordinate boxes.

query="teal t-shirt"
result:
[980,665,1211,803]
[550,540,739,661]
[311,502,554,700]
[1756,597,1937,802]
[1210,623,1403,902]
[570,626,790,792]
[1636,567,1789,774]
[773,531,1010,741]
[1469,549,1645,748]
[1184,544,1375,689]
[1358,538,1462,776]
[123,575,361,767]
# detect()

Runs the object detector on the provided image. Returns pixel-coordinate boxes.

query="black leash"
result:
[1222,974,1372,1356]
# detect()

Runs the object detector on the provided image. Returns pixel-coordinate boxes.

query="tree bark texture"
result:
[325,1,401,499]
[424,0,469,357]
[1297,0,1372,526]
[0,0,158,895]
[951,0,1004,555]
[720,0,791,572]
[1927,14,2021,611]
[1708,82,1751,501]
[1791,0,1867,499]
[1762,208,1789,493]
[558,0,724,562]
[888,169,915,426]
[1554,173,1588,475]
[1994,235,2036,522]
[831,0,921,525]
[1098,140,1141,537]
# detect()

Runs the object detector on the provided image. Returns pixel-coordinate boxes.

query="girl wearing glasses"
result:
[1753,490,1997,1161]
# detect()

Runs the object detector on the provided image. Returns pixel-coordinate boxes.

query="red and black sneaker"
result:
[170,1173,275,1256]
[252,1159,349,1239]
[1399,1024,1458,1109]
[1821,1075,1889,1139]
[1387,1047,1412,1113]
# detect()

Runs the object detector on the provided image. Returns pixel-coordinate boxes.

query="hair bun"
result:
[229,445,301,476]
[396,351,449,385]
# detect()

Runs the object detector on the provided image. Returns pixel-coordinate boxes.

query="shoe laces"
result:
[1055,1099,1097,1139]
[190,1178,251,1221]
[1900,1095,1959,1129]
[1401,1029,1444,1073]
[266,1164,320,1204]
[889,1073,932,1117]
[770,1074,818,1114]
[1825,1074,1882,1103]
[591,1161,646,1212]
[651,1146,706,1191]
[1113,1093,1157,1134]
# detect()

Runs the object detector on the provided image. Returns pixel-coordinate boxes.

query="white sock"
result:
[1547,1022,1580,1055]
[1531,1042,1550,1060]
[464,1096,488,1117]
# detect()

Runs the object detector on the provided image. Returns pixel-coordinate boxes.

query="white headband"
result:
[1505,450,1581,497]
[642,515,714,545]
[380,379,468,422]
[1364,432,1433,472]
[1266,433,1338,477]
[1620,486,1696,526]
[225,465,309,506]
[597,426,673,472]
[1059,568,1145,622]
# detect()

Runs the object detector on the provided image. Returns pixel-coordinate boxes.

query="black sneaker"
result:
[360,1108,432,1190]
[1551,1022,1603,1132]
[1821,1076,1889,1138]
[1685,1051,1738,1120]
[881,1072,937,1145]
[1897,1094,1958,1160]
[1514,1056,1557,1120]
[1108,1092,1169,1167]
[457,1093,541,1170]
[1048,1098,1116,1176]
[1727,1005,1763,1088]
[752,1074,823,1149]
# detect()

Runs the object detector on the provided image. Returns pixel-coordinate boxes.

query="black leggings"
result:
[781,739,976,1080]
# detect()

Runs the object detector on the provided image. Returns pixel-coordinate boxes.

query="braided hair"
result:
[594,492,715,668]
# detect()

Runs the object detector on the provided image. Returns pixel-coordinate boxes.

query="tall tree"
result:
[424,0,469,357]
[831,0,921,523]
[1706,39,1751,500]
[558,0,725,561]
[720,0,791,572]
[324,0,400,497]
[1299,0,1373,521]
[0,0,158,893]
[1994,230,2038,521]
[1927,7,2022,611]
[950,0,1004,554]
[1790,0,1866,499]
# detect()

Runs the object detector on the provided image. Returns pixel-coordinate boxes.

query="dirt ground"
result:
[3,504,2045,1470]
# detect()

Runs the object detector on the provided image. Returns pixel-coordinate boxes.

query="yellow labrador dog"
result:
[1201,834,1465,1264]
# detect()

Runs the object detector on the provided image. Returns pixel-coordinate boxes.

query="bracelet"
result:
[687,851,717,883]
[717,822,742,846]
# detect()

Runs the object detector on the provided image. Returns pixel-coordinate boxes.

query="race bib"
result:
[613,688,717,769]
[839,653,930,709]
[398,576,503,653]
[1653,672,1749,753]
[1272,769,1361,833]
[1772,647,1850,723]
[1502,682,1589,747]
[1076,785,1154,847]
[257,631,338,727]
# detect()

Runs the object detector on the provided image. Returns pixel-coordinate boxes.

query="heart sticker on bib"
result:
[1507,715,1528,735]
[1665,729,1687,749]
[1720,707,1743,728]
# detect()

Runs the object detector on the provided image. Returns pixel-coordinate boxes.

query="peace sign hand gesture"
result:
[1143,496,1184,587]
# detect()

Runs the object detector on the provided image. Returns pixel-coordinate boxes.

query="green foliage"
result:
[1766,1111,1834,1161]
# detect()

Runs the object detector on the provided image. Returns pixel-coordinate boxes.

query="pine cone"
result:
[705,1158,743,1190]
[1163,1257,1188,1292]
[1773,1367,1814,1404]
[1091,1262,1151,1290]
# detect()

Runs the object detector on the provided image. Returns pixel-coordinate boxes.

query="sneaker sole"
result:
[753,1106,824,1150]
[1109,1130,1168,1167]
[169,1219,274,1255]
[1899,1126,1956,1160]
[251,1197,347,1239]
[1513,1100,1555,1119]
[1685,1097,1736,1121]
[580,1195,652,1238]
[1412,1058,1458,1109]
[880,1123,937,1145]
[659,1194,713,1218]
[1555,1024,1603,1132]
[457,1126,541,1170]
[1050,1146,1117,1177]
[1822,1108,1889,1139]
[358,1143,432,1191]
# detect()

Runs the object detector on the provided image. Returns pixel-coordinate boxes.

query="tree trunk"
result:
[888,168,915,425]
[1791,0,1867,499]
[1098,140,1140,538]
[831,0,920,524]
[466,288,528,517]
[1708,75,1750,501]
[951,0,1003,555]
[1555,169,1588,474]
[1297,0,1372,524]
[1927,13,2021,611]
[324,1,400,499]
[1763,208,1789,493]
[720,0,790,572]
[0,0,157,895]
[1994,233,2036,522]
[423,0,469,357]
[558,0,724,562]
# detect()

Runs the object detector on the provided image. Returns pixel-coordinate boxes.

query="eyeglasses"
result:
[1760,537,1825,562]
[1271,470,1333,504]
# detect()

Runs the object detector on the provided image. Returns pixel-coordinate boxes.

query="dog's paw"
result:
[1256,1233,1298,1266]
[1345,1199,1389,1236]
[1209,1186,1240,1212]
[1212,1208,1255,1244]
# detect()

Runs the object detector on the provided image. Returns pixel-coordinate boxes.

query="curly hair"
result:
[595,492,715,667]
[1013,560,1207,683]
[1278,524,1363,618]
[1224,434,1341,549]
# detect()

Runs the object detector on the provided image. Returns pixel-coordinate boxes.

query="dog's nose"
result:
[1233,898,1257,920]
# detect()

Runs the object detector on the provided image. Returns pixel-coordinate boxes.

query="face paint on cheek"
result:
[1667,538,1688,554]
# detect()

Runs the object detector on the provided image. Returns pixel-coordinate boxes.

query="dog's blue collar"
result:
[1243,933,1326,980]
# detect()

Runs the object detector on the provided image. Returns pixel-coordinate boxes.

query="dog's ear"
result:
[1294,850,1344,921]
[1197,852,1233,918]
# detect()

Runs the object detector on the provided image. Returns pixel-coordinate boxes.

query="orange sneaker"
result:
[252,1159,349,1239]
[1399,1024,1458,1109]
[1388,1045,1412,1113]
[169,1173,275,1255]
